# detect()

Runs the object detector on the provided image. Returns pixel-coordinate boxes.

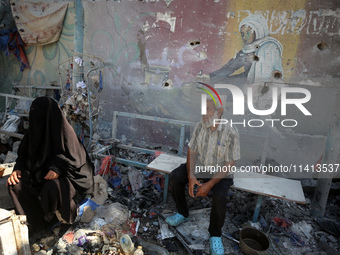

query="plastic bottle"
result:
[120,233,135,255]
[133,246,144,255]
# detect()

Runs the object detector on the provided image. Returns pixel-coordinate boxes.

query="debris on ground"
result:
[0,140,339,255]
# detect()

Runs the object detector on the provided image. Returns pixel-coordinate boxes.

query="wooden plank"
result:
[13,215,24,255]
[12,215,30,255]
[147,153,186,174]
[0,209,14,221]
[232,172,306,204]
[0,211,30,255]
[0,220,17,255]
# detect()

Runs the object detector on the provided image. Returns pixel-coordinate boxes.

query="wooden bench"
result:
[232,171,306,222]
[146,154,306,221]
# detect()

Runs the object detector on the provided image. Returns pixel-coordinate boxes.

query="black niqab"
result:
[14,96,93,194]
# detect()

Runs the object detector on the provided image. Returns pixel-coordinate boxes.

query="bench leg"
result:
[252,195,263,223]
[163,174,170,203]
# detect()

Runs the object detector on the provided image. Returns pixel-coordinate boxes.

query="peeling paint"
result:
[163,0,174,8]
[137,29,149,69]
[198,51,207,60]
[144,65,171,86]
[142,20,150,32]
[156,12,176,32]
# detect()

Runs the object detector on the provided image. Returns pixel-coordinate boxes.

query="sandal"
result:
[209,236,224,255]
[165,213,189,227]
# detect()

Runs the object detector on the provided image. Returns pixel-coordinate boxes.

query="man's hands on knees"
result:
[188,177,214,197]
[188,177,202,198]
[44,170,59,180]
[195,182,213,197]
[7,170,22,186]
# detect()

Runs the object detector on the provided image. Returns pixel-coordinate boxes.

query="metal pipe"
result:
[72,0,84,91]
[14,85,61,90]
[222,232,239,243]
[113,111,193,126]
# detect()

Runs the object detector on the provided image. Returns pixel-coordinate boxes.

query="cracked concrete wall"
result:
[0,0,339,176]
[83,0,340,176]
[83,0,340,118]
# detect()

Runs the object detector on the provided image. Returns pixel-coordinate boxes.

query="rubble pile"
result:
[220,190,340,255]
[0,139,339,254]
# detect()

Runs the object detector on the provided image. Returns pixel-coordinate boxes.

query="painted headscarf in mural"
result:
[209,14,283,86]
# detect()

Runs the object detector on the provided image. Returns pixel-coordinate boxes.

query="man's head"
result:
[201,99,223,128]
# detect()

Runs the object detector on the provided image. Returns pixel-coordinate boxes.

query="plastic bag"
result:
[0,115,21,144]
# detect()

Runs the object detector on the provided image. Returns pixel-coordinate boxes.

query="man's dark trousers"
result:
[169,163,233,237]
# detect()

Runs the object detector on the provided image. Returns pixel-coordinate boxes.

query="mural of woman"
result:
[209,14,283,87]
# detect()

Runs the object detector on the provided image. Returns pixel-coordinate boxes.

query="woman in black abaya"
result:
[7,96,94,233]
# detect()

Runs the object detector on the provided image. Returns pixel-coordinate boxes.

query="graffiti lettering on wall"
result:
[229,9,340,36]
[307,10,340,36]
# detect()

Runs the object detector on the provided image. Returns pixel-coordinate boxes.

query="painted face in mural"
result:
[240,25,255,45]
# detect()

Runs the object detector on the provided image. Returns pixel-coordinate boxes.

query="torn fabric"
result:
[10,1,68,46]
[0,27,30,71]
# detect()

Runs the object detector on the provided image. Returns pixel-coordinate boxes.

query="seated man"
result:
[166,98,240,255]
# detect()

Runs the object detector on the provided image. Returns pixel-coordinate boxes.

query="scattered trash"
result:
[62,230,74,244]
[0,209,30,255]
[78,198,99,223]
[316,218,340,237]
[74,57,83,66]
[120,233,135,254]
[128,167,143,194]
[76,81,87,89]
[273,216,292,230]
[134,245,144,255]
[92,175,109,205]
[138,237,169,255]
[97,156,122,189]
[1,138,337,255]
[94,202,129,226]
[146,171,165,192]
[159,217,175,240]
[0,115,21,144]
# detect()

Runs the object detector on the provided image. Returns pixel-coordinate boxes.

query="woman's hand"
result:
[44,170,59,180]
[7,170,22,186]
